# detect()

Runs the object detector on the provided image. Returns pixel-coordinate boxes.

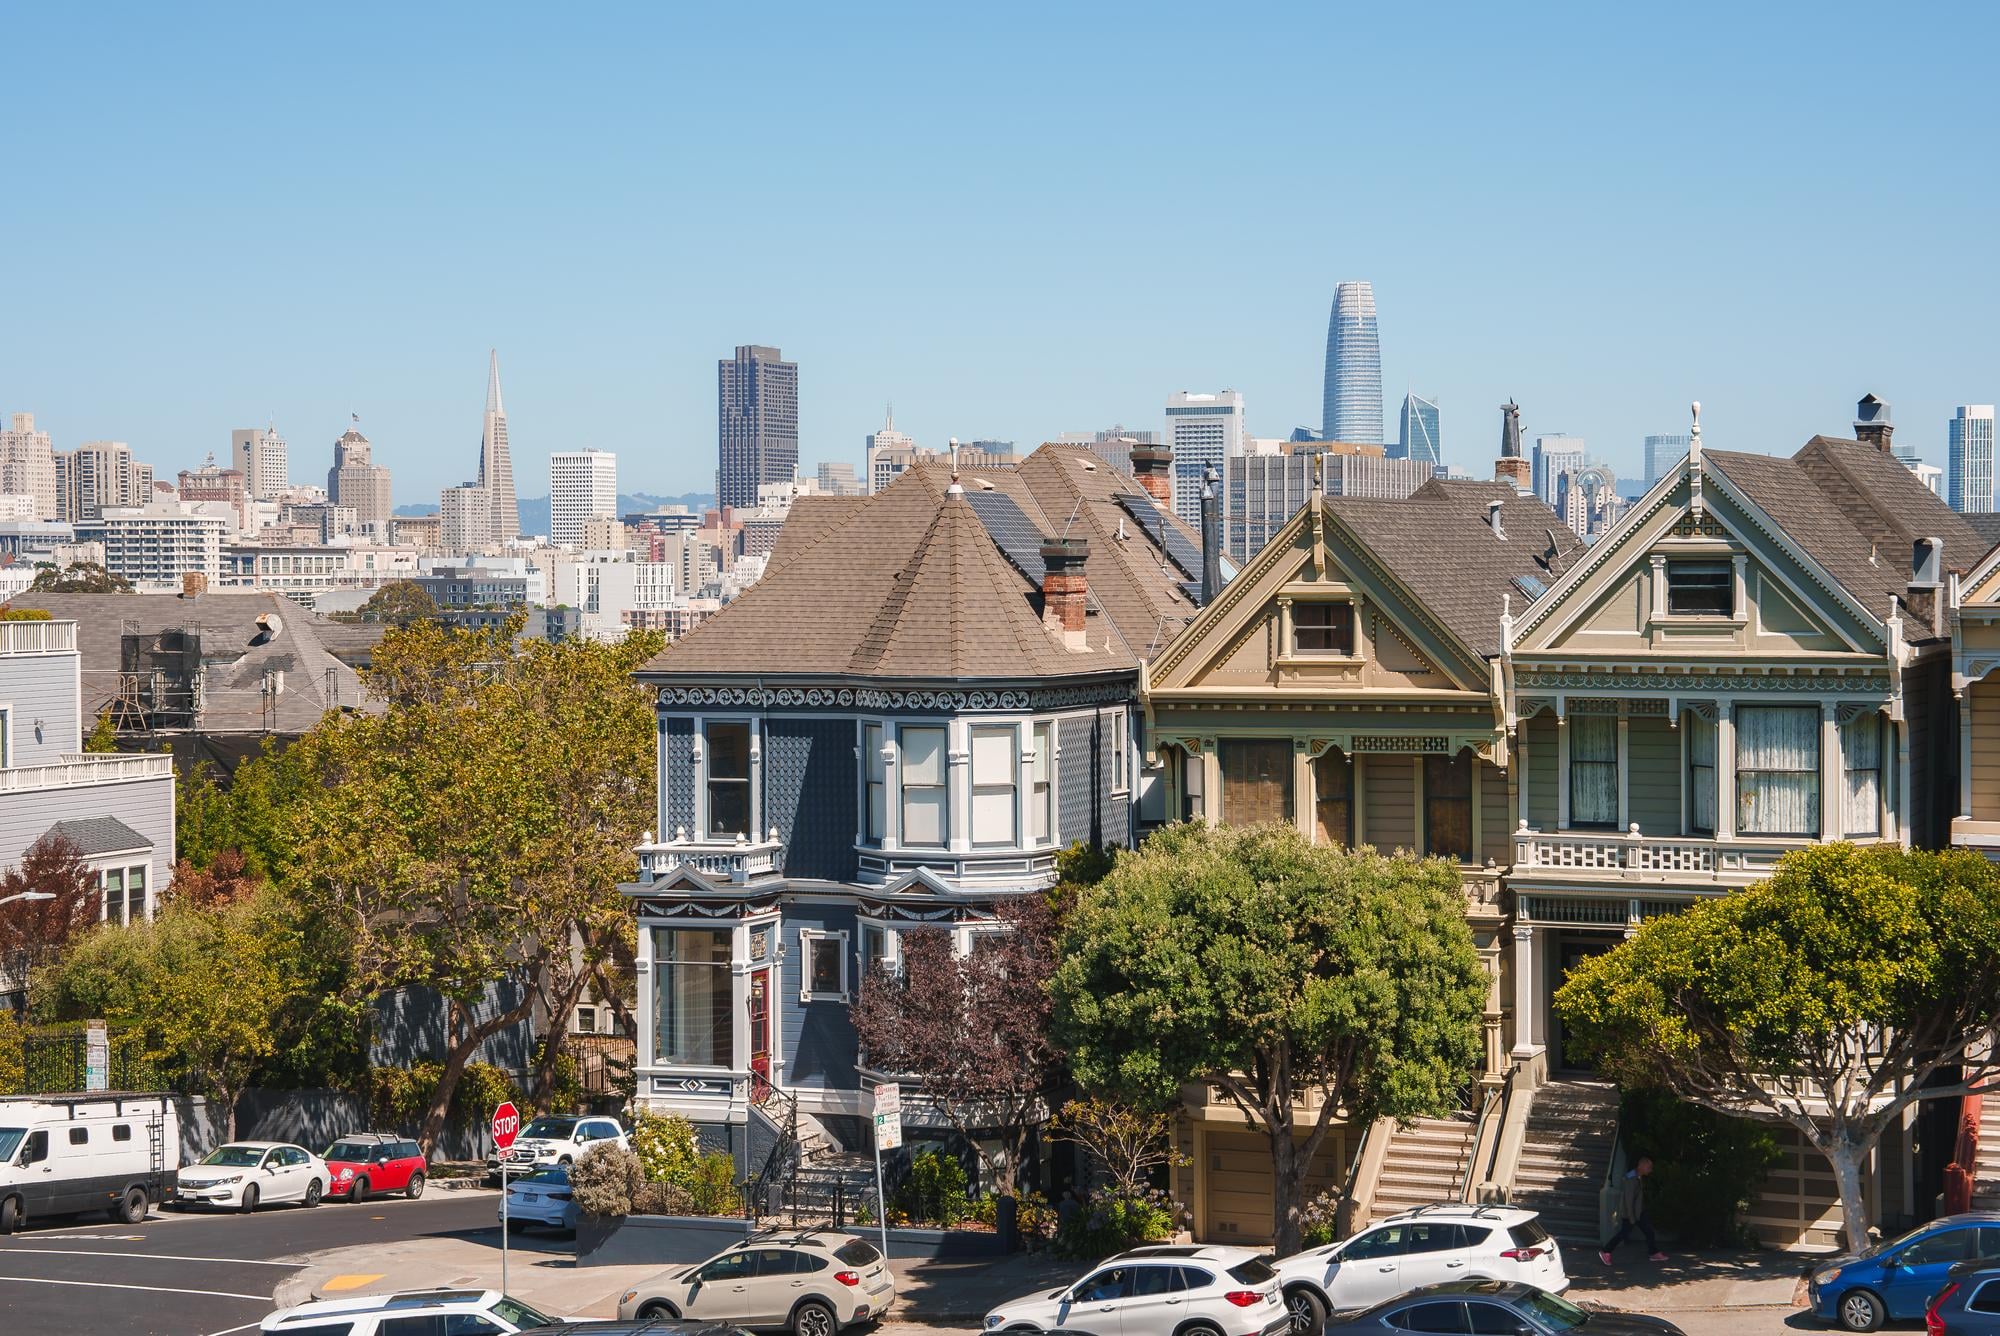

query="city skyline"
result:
[3,7,1998,502]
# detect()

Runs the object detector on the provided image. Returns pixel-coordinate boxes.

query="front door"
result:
[749,969,773,1103]
[1551,938,1616,1072]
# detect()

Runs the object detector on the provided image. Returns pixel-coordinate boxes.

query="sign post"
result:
[492,1101,520,1296]
[85,1021,109,1093]
[871,1084,901,1263]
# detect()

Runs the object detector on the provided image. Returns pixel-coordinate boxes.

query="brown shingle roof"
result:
[767,495,869,571]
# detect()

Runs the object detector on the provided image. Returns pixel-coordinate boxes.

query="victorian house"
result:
[1953,524,2000,862]
[624,445,1202,1169]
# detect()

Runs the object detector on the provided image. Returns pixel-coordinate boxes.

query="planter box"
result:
[574,1213,1008,1267]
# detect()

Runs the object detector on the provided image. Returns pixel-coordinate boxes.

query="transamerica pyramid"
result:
[479,349,520,541]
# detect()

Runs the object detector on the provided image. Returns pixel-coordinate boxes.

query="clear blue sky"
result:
[4,3,1996,503]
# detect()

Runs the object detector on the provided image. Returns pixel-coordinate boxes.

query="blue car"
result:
[1806,1212,2000,1330]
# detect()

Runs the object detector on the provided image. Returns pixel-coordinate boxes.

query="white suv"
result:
[1273,1204,1568,1330]
[985,1244,1291,1336]
[486,1115,628,1173]
[261,1288,561,1334]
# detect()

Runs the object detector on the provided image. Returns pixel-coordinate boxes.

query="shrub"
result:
[1618,1088,1782,1247]
[686,1150,738,1216]
[894,1149,970,1227]
[1299,1186,1344,1248]
[0,608,52,621]
[1055,1186,1180,1260]
[632,1109,703,1183]
[569,1141,643,1217]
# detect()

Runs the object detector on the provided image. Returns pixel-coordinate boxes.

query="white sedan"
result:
[175,1141,329,1213]
[499,1164,577,1232]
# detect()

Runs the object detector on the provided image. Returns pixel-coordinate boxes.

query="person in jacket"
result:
[1599,1155,1666,1265]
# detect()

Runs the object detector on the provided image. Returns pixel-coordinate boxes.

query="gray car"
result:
[1927,1261,2000,1335]
[1321,1280,1684,1335]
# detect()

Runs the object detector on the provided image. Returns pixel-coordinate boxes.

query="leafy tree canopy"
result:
[29,561,132,593]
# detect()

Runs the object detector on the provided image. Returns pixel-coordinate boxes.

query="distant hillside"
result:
[392,491,715,538]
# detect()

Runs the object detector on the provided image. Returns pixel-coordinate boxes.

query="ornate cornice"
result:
[1516,669,1889,694]
[657,680,1134,713]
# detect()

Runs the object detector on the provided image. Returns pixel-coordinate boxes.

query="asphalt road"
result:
[0,1186,516,1335]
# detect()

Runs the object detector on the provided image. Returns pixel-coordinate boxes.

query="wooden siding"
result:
[781,903,860,1091]
[0,774,175,887]
[1627,714,1682,835]
[0,651,82,765]
[1362,755,1416,853]
[1480,759,1510,865]
[1975,680,2000,822]
[1524,714,1559,830]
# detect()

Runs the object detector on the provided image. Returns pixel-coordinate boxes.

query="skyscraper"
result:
[0,413,58,519]
[54,440,150,522]
[1643,434,1690,486]
[1322,281,1383,445]
[1166,389,1246,527]
[1949,405,1996,514]
[231,426,289,500]
[717,345,799,509]
[865,408,919,494]
[550,449,618,547]
[1532,434,1587,505]
[1225,440,1432,562]
[326,420,393,531]
[479,351,520,542]
[1396,392,1441,466]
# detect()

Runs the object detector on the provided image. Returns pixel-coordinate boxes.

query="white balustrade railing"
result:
[636,827,784,885]
[0,752,174,792]
[0,620,77,655]
[1513,823,1828,882]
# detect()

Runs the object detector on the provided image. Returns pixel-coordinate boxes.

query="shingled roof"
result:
[1327,478,1583,659]
[641,445,1204,680]
[1706,435,1991,644]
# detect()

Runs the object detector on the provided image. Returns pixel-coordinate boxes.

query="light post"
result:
[0,892,55,907]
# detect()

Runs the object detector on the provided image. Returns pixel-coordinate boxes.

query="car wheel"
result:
[0,1195,20,1234]
[351,1176,370,1204]
[1181,1323,1224,1336]
[239,1184,259,1215]
[116,1188,148,1224]
[637,1302,679,1321]
[304,1179,323,1208]
[1837,1290,1884,1332]
[406,1172,426,1200]
[558,1156,573,1167]
[793,1299,837,1336]
[1284,1287,1327,1335]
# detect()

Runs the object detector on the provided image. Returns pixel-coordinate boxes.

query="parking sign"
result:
[873,1083,902,1151]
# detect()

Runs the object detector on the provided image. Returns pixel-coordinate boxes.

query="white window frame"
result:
[799,928,851,1003]
[574,1004,599,1035]
[0,704,12,768]
[970,723,1020,849]
[862,721,888,846]
[1109,710,1129,795]
[1029,720,1057,846]
[700,717,756,841]
[857,918,900,975]
[954,923,1013,957]
[898,723,949,849]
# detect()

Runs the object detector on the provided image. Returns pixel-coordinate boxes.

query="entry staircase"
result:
[1369,1112,1480,1222]
[1507,1078,1619,1245]
[1973,1095,2000,1212]
[750,1087,876,1226]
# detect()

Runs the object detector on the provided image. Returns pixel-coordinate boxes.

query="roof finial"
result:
[1687,399,1705,518]
[946,437,963,497]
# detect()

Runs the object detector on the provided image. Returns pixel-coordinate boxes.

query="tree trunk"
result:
[220,1081,239,1142]
[530,975,589,1112]
[1827,1138,1874,1255]
[1268,1096,1302,1257]
[418,993,536,1156]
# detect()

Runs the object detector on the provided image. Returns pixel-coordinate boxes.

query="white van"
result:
[0,1092,181,1233]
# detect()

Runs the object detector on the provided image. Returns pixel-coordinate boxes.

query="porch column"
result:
[1616,705,1631,830]
[1201,738,1222,827]
[1511,923,1541,1058]
[1294,744,1313,838]
[1964,689,1977,821]
[1820,702,1840,840]
[1517,730,1531,829]
[1716,703,1736,840]
[633,926,656,1077]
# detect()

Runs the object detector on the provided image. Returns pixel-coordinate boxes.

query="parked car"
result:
[323,1133,428,1202]
[261,1288,562,1334]
[501,1164,578,1232]
[984,1243,1289,1336]
[1804,1212,2000,1330]
[175,1141,328,1213]
[532,1325,751,1336]
[488,1115,629,1173]
[1925,1260,2000,1335]
[0,1092,180,1233]
[1321,1280,1685,1335]
[617,1229,897,1336]
[1274,1204,1569,1330]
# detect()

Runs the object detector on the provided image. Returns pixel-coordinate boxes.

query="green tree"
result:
[83,709,119,753]
[335,580,437,626]
[29,561,133,593]
[1554,843,2000,1252]
[1050,821,1487,1254]
[284,618,662,1151]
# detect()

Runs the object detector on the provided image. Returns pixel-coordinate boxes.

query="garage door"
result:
[1200,1125,1350,1245]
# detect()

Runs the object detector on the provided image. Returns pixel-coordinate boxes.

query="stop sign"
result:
[492,1101,521,1152]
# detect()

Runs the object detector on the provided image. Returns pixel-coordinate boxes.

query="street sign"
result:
[873,1083,902,1152]
[85,1021,109,1093]
[492,1101,521,1152]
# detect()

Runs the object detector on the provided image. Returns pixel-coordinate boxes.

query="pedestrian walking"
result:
[1598,1155,1666,1264]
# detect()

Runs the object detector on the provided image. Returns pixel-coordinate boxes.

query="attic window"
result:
[1293,602,1355,656]
[1666,560,1733,616]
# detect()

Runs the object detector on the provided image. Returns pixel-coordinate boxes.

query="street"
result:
[0,1187,510,1336]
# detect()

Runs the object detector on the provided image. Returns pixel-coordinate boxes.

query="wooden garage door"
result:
[1200,1126,1351,1245]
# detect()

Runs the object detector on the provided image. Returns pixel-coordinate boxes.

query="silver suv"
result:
[616,1229,896,1336]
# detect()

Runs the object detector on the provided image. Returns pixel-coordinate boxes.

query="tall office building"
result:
[815,461,865,496]
[1949,405,1996,514]
[1225,440,1432,562]
[326,421,393,530]
[1643,434,1690,486]
[231,426,289,500]
[1531,434,1587,505]
[0,413,58,519]
[717,345,799,509]
[55,440,150,522]
[479,351,520,542]
[1322,282,1383,445]
[865,409,920,494]
[1396,393,1441,466]
[1166,389,1246,527]
[550,449,619,547]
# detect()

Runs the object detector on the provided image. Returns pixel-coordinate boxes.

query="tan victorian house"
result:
[1954,520,2000,862]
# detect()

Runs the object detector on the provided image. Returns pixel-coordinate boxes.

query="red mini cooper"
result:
[322,1134,428,1202]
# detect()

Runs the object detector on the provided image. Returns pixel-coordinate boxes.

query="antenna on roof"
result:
[1061,498,1084,539]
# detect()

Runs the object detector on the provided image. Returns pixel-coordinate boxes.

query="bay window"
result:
[1221,739,1292,826]
[1736,705,1818,837]
[653,927,733,1067]
[1030,722,1055,844]
[705,721,752,839]
[1687,710,1717,834]
[899,725,948,848]
[863,723,886,845]
[1424,752,1473,862]
[1841,712,1882,837]
[971,725,1019,847]
[1313,749,1354,847]
[1568,714,1619,828]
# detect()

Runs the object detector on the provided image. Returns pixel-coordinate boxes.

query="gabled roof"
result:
[641,445,1203,681]
[45,817,150,856]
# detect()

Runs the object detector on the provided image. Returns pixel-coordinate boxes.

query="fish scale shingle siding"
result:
[762,717,858,881]
[663,717,695,837]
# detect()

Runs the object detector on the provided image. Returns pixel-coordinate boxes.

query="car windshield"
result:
[834,1240,881,1266]
[519,1117,577,1139]
[490,1296,557,1328]
[0,1130,22,1161]
[515,1166,569,1185]
[201,1146,266,1167]
[1872,1223,1931,1258]
[325,1142,378,1161]
[1519,1290,1590,1331]
[1227,1258,1276,1284]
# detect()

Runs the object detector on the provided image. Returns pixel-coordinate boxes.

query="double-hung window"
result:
[1841,712,1882,837]
[705,721,752,839]
[863,723,887,845]
[899,725,948,848]
[1687,710,1717,834]
[970,725,1019,847]
[1666,560,1733,616]
[1220,739,1292,827]
[1030,722,1055,844]
[1567,714,1619,828]
[1313,750,1354,847]
[1423,753,1473,862]
[653,927,733,1067]
[1109,711,1128,794]
[1736,705,1819,836]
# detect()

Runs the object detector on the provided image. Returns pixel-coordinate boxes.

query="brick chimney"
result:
[181,572,207,598]
[1129,444,1174,505]
[1494,398,1532,492]
[1855,394,1894,453]
[1039,538,1089,648]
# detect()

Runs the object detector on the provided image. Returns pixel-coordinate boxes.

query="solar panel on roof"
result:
[1116,493,1204,579]
[1512,574,1548,601]
[964,490,1048,585]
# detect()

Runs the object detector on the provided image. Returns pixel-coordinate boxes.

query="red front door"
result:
[749,969,773,1103]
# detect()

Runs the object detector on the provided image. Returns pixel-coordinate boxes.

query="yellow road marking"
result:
[322,1273,384,1291]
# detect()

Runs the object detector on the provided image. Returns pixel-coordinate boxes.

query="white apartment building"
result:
[231,426,290,501]
[1165,389,1245,527]
[220,541,421,603]
[550,449,618,547]
[78,503,227,592]
[0,413,58,520]
[441,482,494,554]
